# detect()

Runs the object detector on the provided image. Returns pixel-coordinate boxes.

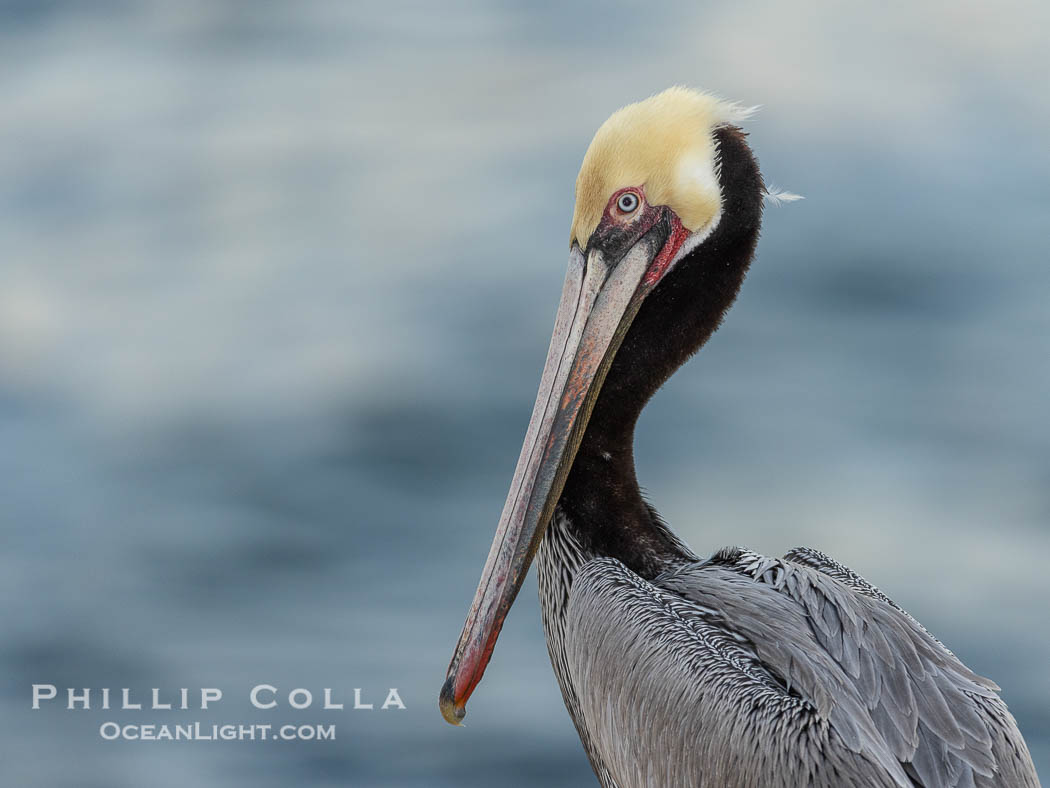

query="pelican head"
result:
[571,86,754,253]
[441,87,764,725]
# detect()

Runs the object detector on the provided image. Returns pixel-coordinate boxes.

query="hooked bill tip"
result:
[439,674,467,726]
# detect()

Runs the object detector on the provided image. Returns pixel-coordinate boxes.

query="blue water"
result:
[1,2,1047,785]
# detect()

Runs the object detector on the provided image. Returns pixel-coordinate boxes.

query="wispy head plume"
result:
[764,185,804,206]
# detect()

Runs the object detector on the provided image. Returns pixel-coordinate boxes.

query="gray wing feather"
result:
[782,546,1040,788]
[563,547,1039,788]
[565,557,912,787]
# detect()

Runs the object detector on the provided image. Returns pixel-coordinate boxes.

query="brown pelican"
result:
[439,87,1039,787]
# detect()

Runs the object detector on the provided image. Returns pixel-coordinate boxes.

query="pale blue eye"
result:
[617,193,639,213]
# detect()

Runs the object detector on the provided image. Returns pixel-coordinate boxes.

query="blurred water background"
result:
[1,1,1048,786]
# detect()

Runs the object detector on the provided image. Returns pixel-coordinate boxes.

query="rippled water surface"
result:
[1,2,1048,785]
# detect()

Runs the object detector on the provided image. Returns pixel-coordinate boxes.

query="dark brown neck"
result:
[557,126,765,579]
